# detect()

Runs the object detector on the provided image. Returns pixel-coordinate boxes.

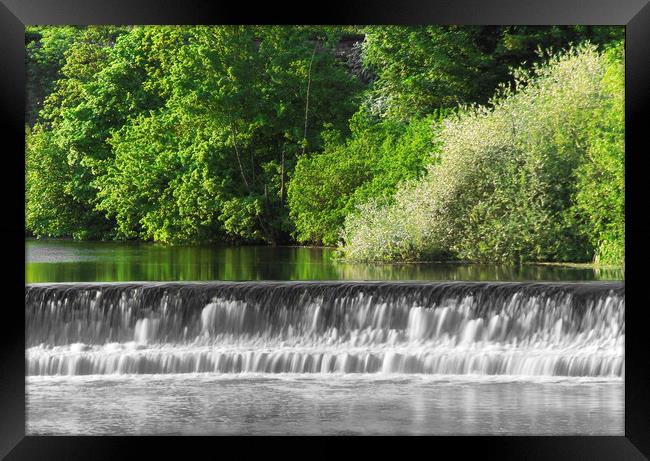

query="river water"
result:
[26,239,624,283]
[27,374,622,435]
[25,241,624,435]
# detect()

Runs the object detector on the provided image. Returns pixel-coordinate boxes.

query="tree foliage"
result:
[361,25,623,120]
[26,26,624,266]
[340,42,625,265]
[27,26,362,244]
[573,44,625,264]
[288,109,445,245]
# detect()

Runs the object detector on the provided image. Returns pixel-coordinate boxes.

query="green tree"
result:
[94,26,362,244]
[361,25,623,121]
[26,26,84,125]
[288,109,443,245]
[361,26,493,120]
[340,43,624,264]
[27,26,133,239]
[573,42,625,264]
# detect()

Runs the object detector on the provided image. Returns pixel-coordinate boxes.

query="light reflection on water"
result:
[26,375,624,435]
[26,240,624,283]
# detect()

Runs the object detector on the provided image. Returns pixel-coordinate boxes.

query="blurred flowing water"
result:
[26,280,624,435]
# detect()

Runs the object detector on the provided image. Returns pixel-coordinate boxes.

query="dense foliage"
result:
[361,25,623,119]
[27,26,361,244]
[339,43,624,265]
[287,110,445,245]
[573,44,625,264]
[26,26,624,265]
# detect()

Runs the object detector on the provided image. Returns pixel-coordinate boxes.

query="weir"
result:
[26,281,624,377]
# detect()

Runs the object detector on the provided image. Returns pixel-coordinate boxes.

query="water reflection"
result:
[26,240,624,283]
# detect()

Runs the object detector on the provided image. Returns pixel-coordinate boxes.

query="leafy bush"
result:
[287,110,443,245]
[340,43,624,264]
[573,43,624,264]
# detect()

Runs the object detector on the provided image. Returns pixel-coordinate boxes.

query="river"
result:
[25,241,624,435]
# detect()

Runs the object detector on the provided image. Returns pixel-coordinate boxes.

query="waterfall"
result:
[26,281,624,377]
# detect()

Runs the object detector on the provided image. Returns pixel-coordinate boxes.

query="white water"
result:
[26,282,624,378]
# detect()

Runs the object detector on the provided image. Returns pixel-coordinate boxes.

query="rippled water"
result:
[26,374,623,435]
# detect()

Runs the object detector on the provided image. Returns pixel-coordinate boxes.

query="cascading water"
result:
[26,281,624,377]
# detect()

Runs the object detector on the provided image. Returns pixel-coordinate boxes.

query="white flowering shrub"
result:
[339,43,624,264]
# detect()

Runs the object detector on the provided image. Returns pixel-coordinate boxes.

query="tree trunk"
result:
[230,122,251,194]
[302,40,319,155]
[280,149,285,207]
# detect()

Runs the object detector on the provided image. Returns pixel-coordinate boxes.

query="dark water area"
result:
[26,240,624,283]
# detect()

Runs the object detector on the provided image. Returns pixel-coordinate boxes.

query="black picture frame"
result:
[2,0,649,459]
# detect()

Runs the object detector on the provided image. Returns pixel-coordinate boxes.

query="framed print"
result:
[1,0,649,459]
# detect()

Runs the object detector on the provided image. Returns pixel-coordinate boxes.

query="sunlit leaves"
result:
[287,111,442,245]
[340,43,624,265]
[27,26,363,244]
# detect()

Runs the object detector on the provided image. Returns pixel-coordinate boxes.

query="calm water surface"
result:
[26,240,624,283]
[27,375,623,435]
